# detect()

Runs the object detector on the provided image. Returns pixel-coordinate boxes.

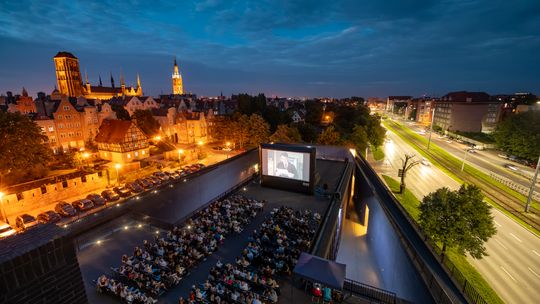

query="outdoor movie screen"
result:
[261,148,311,182]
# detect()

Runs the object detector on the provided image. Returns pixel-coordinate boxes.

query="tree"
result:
[317,125,341,145]
[493,111,540,162]
[269,125,301,143]
[132,110,160,136]
[366,114,386,148]
[248,114,270,147]
[350,125,369,153]
[295,123,318,143]
[304,100,323,125]
[419,185,496,260]
[0,112,52,185]
[333,104,370,135]
[111,104,130,120]
[399,154,420,193]
[232,114,250,149]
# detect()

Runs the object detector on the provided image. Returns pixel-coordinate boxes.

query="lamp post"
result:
[226,142,231,159]
[115,163,122,186]
[0,192,9,224]
[525,156,540,213]
[82,152,90,169]
[461,149,468,172]
[177,149,184,165]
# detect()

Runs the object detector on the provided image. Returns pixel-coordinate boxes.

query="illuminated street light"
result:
[0,191,9,224]
[178,149,184,164]
[115,163,122,186]
[154,135,162,142]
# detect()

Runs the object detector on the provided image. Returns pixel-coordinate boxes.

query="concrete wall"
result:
[0,225,88,304]
[2,172,109,218]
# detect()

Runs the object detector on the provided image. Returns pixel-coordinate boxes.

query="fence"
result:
[343,279,397,304]
[489,172,539,202]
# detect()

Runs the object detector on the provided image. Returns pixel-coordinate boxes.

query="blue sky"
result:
[0,0,539,97]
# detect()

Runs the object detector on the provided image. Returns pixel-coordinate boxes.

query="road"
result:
[403,120,538,189]
[371,130,540,304]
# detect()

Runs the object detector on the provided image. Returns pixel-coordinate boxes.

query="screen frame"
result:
[259,143,316,194]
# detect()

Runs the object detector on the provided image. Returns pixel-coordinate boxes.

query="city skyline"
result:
[0,0,539,97]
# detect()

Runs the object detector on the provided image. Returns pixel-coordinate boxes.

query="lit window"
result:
[142,150,145,155]
[48,126,54,132]
[127,153,131,159]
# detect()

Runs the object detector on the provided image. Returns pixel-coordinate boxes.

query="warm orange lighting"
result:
[0,192,4,199]
[178,149,184,154]
[226,142,231,147]
[154,135,162,141]
[198,140,204,146]
[115,163,122,169]
[82,152,90,159]
[325,115,330,120]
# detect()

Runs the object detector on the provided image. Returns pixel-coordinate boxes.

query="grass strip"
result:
[382,175,505,304]
[370,144,385,161]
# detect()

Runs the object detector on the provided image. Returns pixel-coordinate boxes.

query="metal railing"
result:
[489,172,539,202]
[343,279,397,304]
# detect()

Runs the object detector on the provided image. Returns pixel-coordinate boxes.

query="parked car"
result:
[101,189,120,201]
[136,178,153,189]
[153,171,170,182]
[0,221,16,238]
[71,199,94,212]
[175,169,187,176]
[37,211,61,224]
[147,176,162,186]
[55,201,77,217]
[15,214,39,231]
[124,182,143,194]
[166,171,180,180]
[87,193,106,206]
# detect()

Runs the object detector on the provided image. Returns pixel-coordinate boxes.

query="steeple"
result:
[22,87,28,97]
[172,57,183,95]
[99,75,103,87]
[173,57,179,75]
[110,72,115,88]
[137,73,141,89]
[120,72,125,87]
[85,70,89,85]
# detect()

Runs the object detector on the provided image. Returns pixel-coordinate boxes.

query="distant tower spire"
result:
[137,73,141,89]
[110,72,115,88]
[85,70,89,85]
[172,57,183,95]
[99,75,103,87]
[22,87,28,97]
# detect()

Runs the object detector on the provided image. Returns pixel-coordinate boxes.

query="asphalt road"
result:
[371,130,540,304]
[403,121,538,189]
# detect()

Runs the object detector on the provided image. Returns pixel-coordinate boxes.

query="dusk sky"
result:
[0,0,539,98]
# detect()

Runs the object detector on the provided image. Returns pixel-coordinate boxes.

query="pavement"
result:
[372,129,540,304]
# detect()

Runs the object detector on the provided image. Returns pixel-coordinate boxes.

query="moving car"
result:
[504,164,518,171]
[15,214,39,231]
[37,211,61,224]
[101,189,120,201]
[55,201,77,217]
[87,193,106,206]
[421,158,431,166]
[0,221,16,238]
[467,149,477,154]
[71,199,94,212]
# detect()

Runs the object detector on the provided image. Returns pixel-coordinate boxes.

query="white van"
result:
[0,221,16,239]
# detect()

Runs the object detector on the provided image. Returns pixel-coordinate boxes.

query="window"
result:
[135,151,139,157]
[142,150,145,155]
[48,126,54,132]
[57,115,63,119]
[127,153,131,159]
[63,106,69,110]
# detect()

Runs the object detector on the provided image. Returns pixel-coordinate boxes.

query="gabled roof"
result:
[94,119,136,143]
[90,86,122,94]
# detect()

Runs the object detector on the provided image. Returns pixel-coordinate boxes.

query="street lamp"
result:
[0,192,8,224]
[115,163,122,186]
[525,156,540,213]
[82,152,90,169]
[177,149,184,164]
[226,142,231,159]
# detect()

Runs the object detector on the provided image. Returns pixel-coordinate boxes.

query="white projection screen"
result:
[261,148,311,182]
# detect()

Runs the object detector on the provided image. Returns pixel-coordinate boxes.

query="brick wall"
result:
[2,172,109,218]
[0,225,88,304]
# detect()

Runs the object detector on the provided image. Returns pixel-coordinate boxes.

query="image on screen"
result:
[261,149,310,182]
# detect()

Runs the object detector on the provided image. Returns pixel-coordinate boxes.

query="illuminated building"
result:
[172,57,184,95]
[53,51,142,99]
[94,119,150,163]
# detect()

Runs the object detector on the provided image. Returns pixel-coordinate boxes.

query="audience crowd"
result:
[96,195,265,303]
[182,206,321,304]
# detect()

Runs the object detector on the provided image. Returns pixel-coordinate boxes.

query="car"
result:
[86,193,107,206]
[36,211,61,224]
[421,158,430,166]
[504,164,518,171]
[222,147,232,152]
[101,190,120,201]
[0,221,16,238]
[124,183,143,194]
[153,171,170,182]
[147,176,162,186]
[71,199,94,212]
[55,201,77,217]
[175,169,187,177]
[15,214,39,231]
[136,178,153,189]
[166,171,180,180]
[467,149,477,154]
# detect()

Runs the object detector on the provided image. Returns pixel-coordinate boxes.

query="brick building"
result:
[94,119,150,163]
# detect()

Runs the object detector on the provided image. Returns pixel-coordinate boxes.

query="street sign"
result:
[398,169,404,177]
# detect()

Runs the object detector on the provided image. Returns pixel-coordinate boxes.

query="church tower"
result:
[54,52,84,97]
[172,57,183,95]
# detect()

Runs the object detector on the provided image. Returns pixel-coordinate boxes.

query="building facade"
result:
[54,51,142,99]
[172,58,184,95]
[94,119,150,163]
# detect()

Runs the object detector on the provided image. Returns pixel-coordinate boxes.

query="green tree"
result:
[419,185,497,260]
[296,123,318,143]
[366,114,386,148]
[333,104,370,135]
[232,114,250,149]
[317,125,341,145]
[304,100,324,125]
[350,125,369,153]
[269,125,301,143]
[493,111,540,161]
[0,112,52,185]
[132,110,160,136]
[111,104,130,120]
[248,114,270,147]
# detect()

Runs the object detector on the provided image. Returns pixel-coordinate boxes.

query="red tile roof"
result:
[94,120,134,143]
